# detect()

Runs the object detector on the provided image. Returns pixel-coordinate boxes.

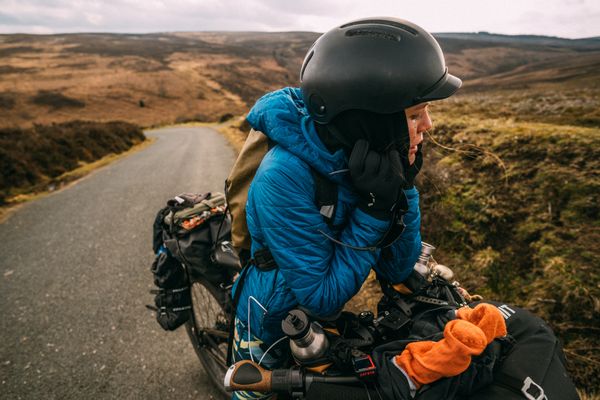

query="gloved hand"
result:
[349,139,408,220]
[402,144,423,189]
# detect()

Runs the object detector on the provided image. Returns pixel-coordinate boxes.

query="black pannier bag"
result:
[372,300,579,400]
[149,251,191,331]
[149,192,241,331]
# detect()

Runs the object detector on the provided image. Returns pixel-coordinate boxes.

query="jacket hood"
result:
[246,87,350,186]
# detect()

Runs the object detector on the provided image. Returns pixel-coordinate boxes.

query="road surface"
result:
[0,126,237,399]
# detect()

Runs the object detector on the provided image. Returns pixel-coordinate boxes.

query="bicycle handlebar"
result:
[224,360,273,392]
[224,360,361,394]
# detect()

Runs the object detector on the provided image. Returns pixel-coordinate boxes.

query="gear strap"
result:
[226,264,250,366]
[310,167,338,228]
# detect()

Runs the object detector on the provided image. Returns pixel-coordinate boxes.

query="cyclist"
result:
[231,17,461,399]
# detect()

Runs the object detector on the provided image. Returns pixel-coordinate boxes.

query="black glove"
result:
[349,139,408,220]
[402,143,423,189]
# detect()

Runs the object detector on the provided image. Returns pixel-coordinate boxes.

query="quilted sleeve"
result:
[247,151,389,318]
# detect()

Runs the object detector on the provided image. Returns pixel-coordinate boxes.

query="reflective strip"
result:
[521,377,548,400]
[497,304,517,319]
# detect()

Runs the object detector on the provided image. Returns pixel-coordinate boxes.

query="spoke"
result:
[187,280,231,398]
[190,282,229,349]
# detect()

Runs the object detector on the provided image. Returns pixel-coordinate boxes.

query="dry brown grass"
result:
[0,33,316,129]
[2,32,597,130]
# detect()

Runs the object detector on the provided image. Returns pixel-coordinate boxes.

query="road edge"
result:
[0,137,156,224]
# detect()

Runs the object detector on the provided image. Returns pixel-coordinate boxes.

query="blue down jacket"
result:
[234,87,421,344]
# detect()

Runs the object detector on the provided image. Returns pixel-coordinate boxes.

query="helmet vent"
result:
[346,28,400,42]
[340,19,418,36]
[300,50,314,81]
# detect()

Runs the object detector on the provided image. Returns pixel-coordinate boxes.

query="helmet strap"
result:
[314,122,354,155]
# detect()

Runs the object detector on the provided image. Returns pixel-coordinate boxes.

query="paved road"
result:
[0,127,236,399]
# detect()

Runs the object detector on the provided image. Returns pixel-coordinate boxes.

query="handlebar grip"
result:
[224,360,273,393]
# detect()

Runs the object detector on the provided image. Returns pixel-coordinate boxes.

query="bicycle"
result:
[182,239,472,399]
[183,254,579,400]
[183,252,465,400]
[185,273,233,399]
[185,274,381,400]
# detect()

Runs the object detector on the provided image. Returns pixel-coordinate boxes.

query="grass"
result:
[216,116,251,152]
[415,111,600,390]
[438,88,600,128]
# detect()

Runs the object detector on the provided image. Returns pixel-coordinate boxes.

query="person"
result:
[230,17,462,399]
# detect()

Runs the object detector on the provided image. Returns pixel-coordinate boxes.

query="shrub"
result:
[174,114,209,124]
[30,91,85,109]
[0,120,145,204]
[0,92,16,109]
[219,113,234,123]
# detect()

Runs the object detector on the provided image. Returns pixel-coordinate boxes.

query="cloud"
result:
[0,0,598,38]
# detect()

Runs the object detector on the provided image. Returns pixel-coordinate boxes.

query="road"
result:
[0,127,237,399]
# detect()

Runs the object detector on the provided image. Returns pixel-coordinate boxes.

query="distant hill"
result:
[0,31,599,128]
[436,31,600,48]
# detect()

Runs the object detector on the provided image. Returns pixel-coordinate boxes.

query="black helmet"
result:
[300,17,462,124]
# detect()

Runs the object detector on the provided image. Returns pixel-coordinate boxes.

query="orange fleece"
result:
[456,303,507,343]
[395,304,507,388]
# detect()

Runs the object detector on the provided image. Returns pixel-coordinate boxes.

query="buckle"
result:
[352,353,377,380]
[252,248,277,271]
[521,377,547,400]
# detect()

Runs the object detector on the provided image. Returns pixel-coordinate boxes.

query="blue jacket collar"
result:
[247,87,349,186]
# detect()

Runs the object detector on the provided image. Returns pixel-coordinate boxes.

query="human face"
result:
[404,103,432,165]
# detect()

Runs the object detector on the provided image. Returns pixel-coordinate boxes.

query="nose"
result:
[418,110,433,133]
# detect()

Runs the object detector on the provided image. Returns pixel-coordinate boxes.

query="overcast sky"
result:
[1,0,599,39]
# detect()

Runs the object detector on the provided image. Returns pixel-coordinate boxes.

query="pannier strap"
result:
[495,373,548,400]
[252,248,278,271]
[167,192,210,208]
[200,194,226,209]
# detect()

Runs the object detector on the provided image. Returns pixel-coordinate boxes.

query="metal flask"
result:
[414,242,454,281]
[281,309,329,365]
[414,242,436,276]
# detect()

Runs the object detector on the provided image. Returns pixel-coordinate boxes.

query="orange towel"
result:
[395,319,487,387]
[456,303,507,343]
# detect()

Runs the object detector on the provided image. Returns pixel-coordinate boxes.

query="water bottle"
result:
[281,309,329,366]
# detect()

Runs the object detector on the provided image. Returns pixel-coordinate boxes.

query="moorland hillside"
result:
[1,30,599,393]
[1,31,599,129]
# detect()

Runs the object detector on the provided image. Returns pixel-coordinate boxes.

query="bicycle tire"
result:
[186,278,231,399]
